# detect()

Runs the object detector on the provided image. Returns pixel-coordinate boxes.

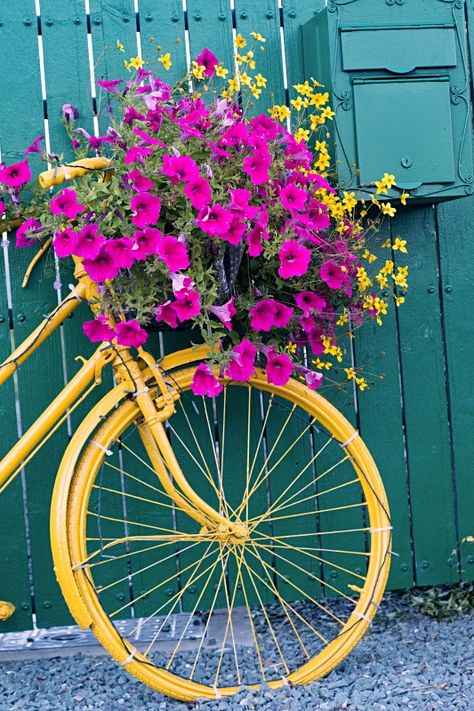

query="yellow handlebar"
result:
[38,157,112,189]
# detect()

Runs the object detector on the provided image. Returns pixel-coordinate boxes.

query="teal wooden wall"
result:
[0,0,473,632]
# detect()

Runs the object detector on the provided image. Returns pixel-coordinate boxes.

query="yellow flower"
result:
[116,39,124,52]
[393,266,408,288]
[382,238,391,248]
[392,237,407,253]
[291,96,306,111]
[345,367,356,380]
[250,83,262,99]
[362,248,377,264]
[255,73,267,87]
[371,195,381,207]
[158,52,172,71]
[294,81,313,97]
[286,341,297,354]
[356,377,368,391]
[321,106,335,120]
[395,295,406,306]
[380,259,394,275]
[382,172,396,189]
[243,51,256,69]
[381,202,396,217]
[400,191,410,206]
[250,32,266,42]
[123,60,131,71]
[313,358,332,370]
[235,34,246,48]
[192,61,206,80]
[336,313,349,327]
[294,128,310,143]
[310,114,324,130]
[309,91,329,108]
[268,104,291,122]
[239,71,252,86]
[375,272,389,289]
[129,55,144,69]
[343,191,357,211]
[356,266,372,292]
[215,64,229,78]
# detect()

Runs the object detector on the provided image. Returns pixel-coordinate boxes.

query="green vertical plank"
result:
[234,0,286,110]
[392,208,459,586]
[436,196,474,581]
[354,226,414,591]
[281,0,318,96]
[138,0,187,84]
[186,1,233,69]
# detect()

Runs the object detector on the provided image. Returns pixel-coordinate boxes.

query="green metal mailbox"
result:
[302,0,473,202]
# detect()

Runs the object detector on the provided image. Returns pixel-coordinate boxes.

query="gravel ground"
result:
[1,594,473,711]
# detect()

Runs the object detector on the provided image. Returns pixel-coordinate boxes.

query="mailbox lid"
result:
[341,25,457,74]
[353,77,455,188]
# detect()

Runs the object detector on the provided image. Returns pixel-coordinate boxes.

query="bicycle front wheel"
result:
[52,366,391,701]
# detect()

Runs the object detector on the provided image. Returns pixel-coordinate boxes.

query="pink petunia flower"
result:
[157,235,190,272]
[221,218,246,245]
[196,204,233,236]
[24,135,44,156]
[183,175,212,210]
[296,365,323,390]
[107,237,136,269]
[294,291,327,316]
[279,183,308,213]
[97,78,123,93]
[53,228,80,258]
[191,363,223,397]
[154,301,178,329]
[124,146,154,165]
[161,154,199,184]
[209,297,236,330]
[266,351,294,386]
[226,338,257,382]
[132,227,163,260]
[16,218,42,247]
[227,188,258,219]
[50,188,85,219]
[220,122,250,148]
[74,224,106,260]
[242,149,271,185]
[249,114,279,142]
[173,288,201,321]
[249,298,293,332]
[306,200,331,231]
[115,319,148,348]
[195,48,219,77]
[0,159,31,188]
[125,168,154,192]
[62,104,79,123]
[246,224,269,257]
[123,106,146,124]
[83,244,120,282]
[278,240,311,279]
[320,259,346,290]
[130,192,161,228]
[82,316,116,343]
[170,272,194,295]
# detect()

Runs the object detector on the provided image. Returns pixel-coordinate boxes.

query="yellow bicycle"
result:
[0,159,392,701]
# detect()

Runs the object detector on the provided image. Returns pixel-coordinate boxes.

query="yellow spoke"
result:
[257,477,360,522]
[97,540,202,595]
[246,392,275,494]
[251,526,371,539]
[111,544,217,618]
[238,415,317,519]
[87,510,195,534]
[245,543,345,628]
[201,395,230,517]
[165,545,229,669]
[245,385,252,521]
[213,545,245,687]
[92,483,177,510]
[241,554,291,677]
[254,531,367,582]
[247,542,311,658]
[253,541,356,604]
[235,549,267,682]
[255,501,367,526]
[82,540,179,570]
[219,385,227,499]
[251,541,370,557]
[103,460,180,500]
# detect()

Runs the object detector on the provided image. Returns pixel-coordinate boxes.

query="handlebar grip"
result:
[38,157,112,189]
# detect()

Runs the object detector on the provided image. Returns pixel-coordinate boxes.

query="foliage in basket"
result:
[0,34,408,396]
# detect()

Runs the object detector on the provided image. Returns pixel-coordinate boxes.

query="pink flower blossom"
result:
[294,291,327,316]
[221,218,246,245]
[249,299,293,332]
[297,366,323,390]
[278,240,311,279]
[183,175,212,209]
[132,227,163,260]
[209,297,236,330]
[130,192,161,227]
[0,159,31,188]
[50,188,85,219]
[83,244,120,282]
[306,200,331,231]
[97,78,123,93]
[173,288,201,321]
[123,106,146,124]
[124,146,154,165]
[280,183,308,213]
[195,48,219,77]
[170,272,194,295]
[266,351,294,386]
[227,188,259,219]
[220,123,249,148]
[115,319,148,348]
[126,168,154,192]
[62,104,79,123]
[107,237,136,269]
[53,228,79,258]
[191,363,223,397]
[226,339,257,382]
[162,154,199,183]
[157,235,190,272]
[249,115,279,142]
[82,316,116,343]
[16,218,42,247]
[154,301,178,328]
[320,259,346,290]
[243,149,271,185]
[197,204,233,236]
[74,224,106,259]
[24,135,44,156]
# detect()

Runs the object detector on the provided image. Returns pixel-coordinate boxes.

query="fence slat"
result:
[137,1,187,84]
